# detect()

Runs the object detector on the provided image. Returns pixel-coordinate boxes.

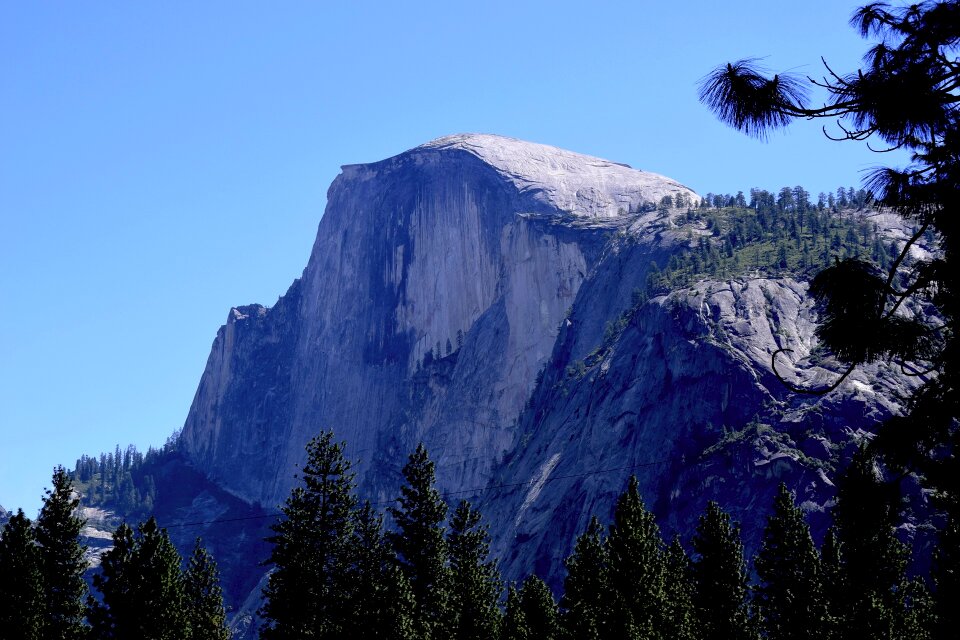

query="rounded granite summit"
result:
[410,133,699,219]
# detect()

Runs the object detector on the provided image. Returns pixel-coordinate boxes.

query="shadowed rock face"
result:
[174,134,916,625]
[180,133,696,511]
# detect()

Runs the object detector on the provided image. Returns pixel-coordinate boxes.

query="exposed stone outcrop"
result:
[180,133,696,511]
[171,134,917,628]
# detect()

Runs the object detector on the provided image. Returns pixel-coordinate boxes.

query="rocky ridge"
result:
[93,134,920,630]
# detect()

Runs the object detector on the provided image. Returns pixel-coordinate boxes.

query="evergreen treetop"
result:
[691,501,755,640]
[447,499,502,640]
[90,517,188,640]
[259,430,358,639]
[0,509,44,640]
[754,483,828,640]
[388,443,452,640]
[184,538,230,640]
[561,515,611,640]
[36,465,88,640]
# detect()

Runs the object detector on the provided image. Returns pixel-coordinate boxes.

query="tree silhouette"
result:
[699,4,960,629]
[0,510,44,640]
[560,516,611,640]
[36,466,88,640]
[348,501,417,640]
[517,575,560,640]
[447,500,502,640]
[260,431,358,639]
[754,484,828,640]
[388,443,452,639]
[184,539,230,640]
[90,518,189,640]
[691,502,754,640]
[606,475,667,638]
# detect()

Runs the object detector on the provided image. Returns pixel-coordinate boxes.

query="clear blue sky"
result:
[0,1,905,515]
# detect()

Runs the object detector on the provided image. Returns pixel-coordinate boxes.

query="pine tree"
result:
[36,465,88,640]
[933,513,960,640]
[754,484,828,640]
[830,448,929,639]
[501,584,530,640]
[606,475,667,639]
[0,509,44,640]
[662,536,697,640]
[518,575,560,640]
[260,430,358,639]
[560,516,611,640]
[388,443,452,639]
[348,501,416,640]
[447,500,501,640]
[691,501,754,640]
[90,518,189,640]
[184,539,230,640]
[88,522,135,640]
[819,527,844,639]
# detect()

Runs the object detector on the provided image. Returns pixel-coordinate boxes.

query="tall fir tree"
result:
[0,509,44,640]
[831,447,938,639]
[662,536,697,640]
[90,518,189,640]
[606,475,667,639]
[447,500,502,640]
[691,501,755,640]
[501,584,529,640]
[184,538,230,640]
[754,484,828,640]
[819,527,844,640]
[36,465,88,640]
[348,501,417,640]
[560,516,611,640]
[933,513,960,640]
[831,447,912,639]
[518,575,560,640]
[260,431,358,639]
[388,443,452,639]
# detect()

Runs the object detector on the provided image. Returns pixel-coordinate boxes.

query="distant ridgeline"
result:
[70,432,181,520]
[641,185,898,300]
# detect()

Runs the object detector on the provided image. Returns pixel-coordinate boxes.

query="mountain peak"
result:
[387,133,697,219]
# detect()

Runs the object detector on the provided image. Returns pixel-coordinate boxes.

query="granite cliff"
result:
[119,134,918,629]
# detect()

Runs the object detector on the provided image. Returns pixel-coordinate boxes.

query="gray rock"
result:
[167,134,916,630]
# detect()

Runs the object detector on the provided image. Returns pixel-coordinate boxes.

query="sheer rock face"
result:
[178,134,913,606]
[180,134,696,511]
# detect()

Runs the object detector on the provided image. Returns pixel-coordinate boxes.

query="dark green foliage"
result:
[36,466,88,640]
[0,510,44,640]
[260,430,358,639]
[348,501,417,640]
[388,443,452,639]
[71,436,178,517]
[561,516,611,640]
[90,518,189,640]
[501,584,529,640]
[517,575,560,640]
[754,484,828,640]
[644,196,893,298]
[830,448,931,639]
[933,513,960,640]
[691,501,754,640]
[819,527,844,639]
[662,537,697,640]
[606,475,667,639]
[447,500,502,640]
[184,539,230,640]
